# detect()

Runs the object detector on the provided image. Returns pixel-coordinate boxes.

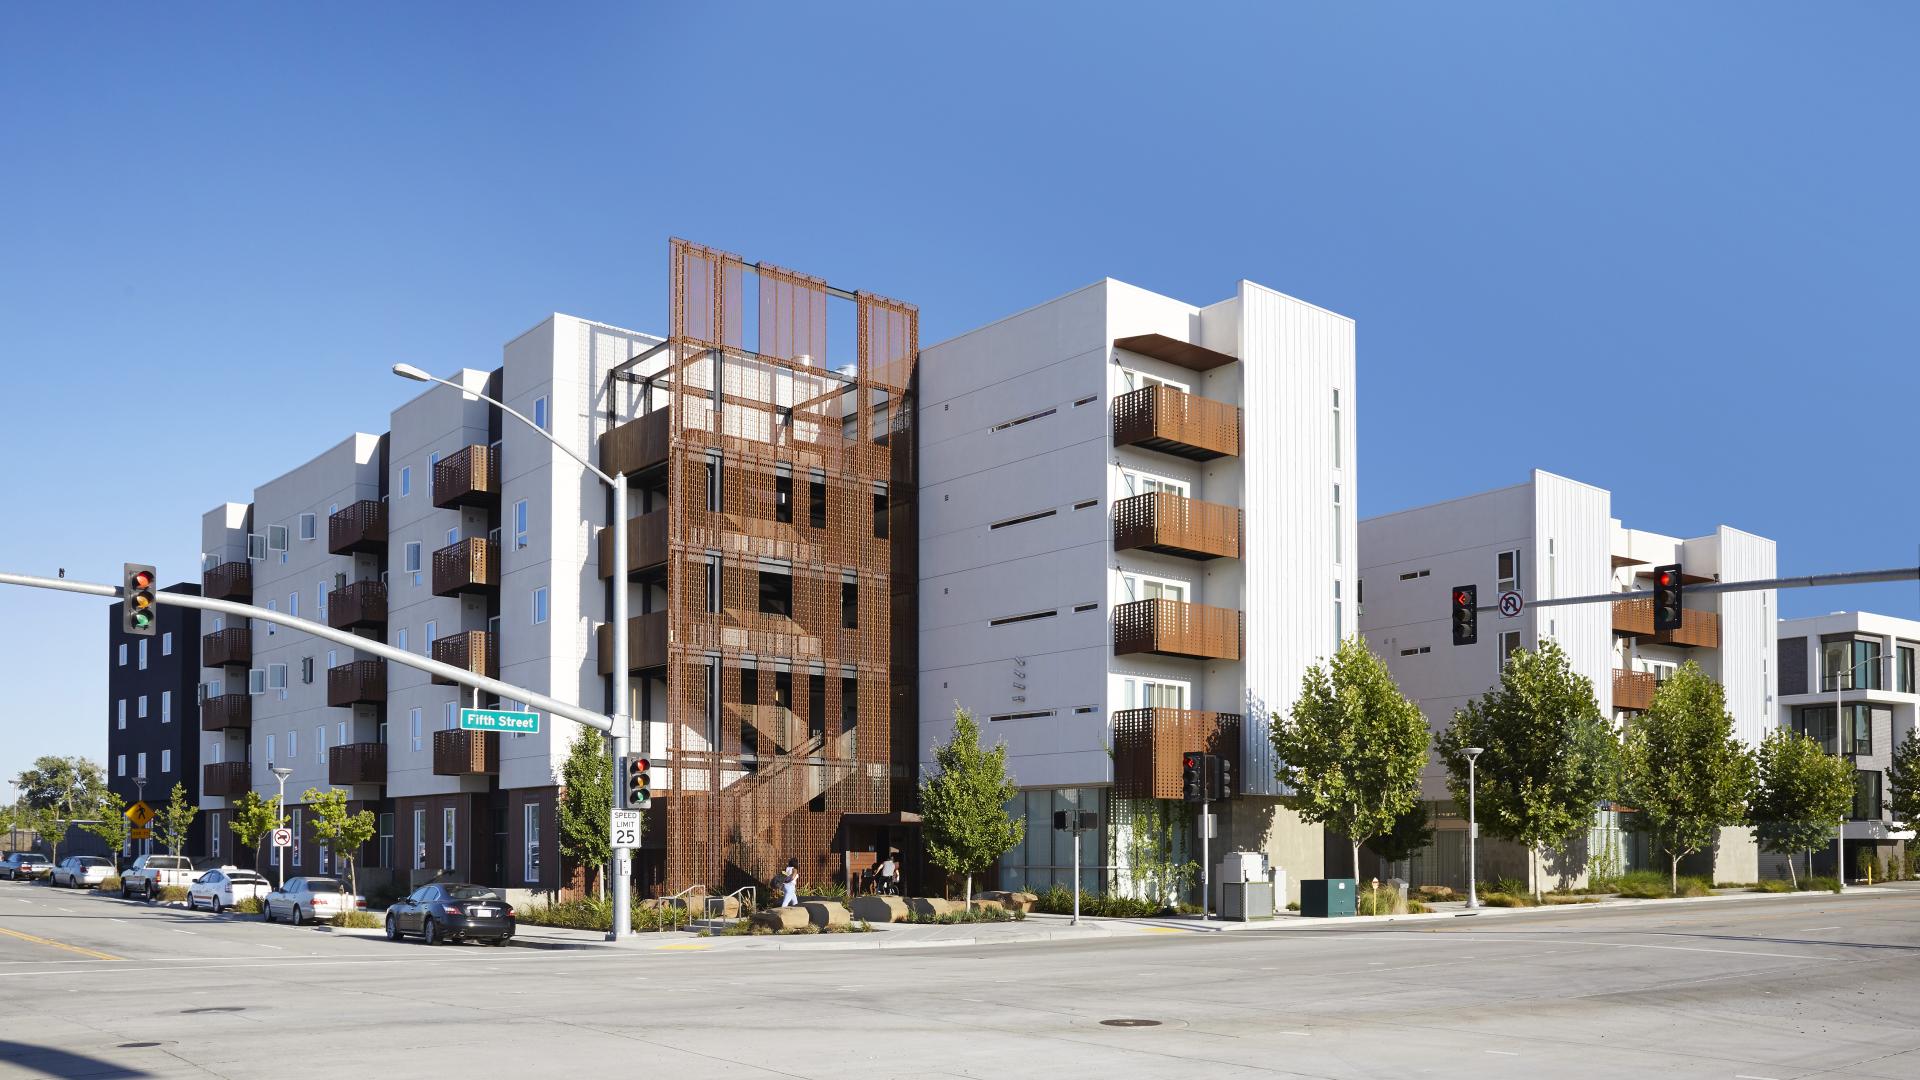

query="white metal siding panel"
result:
[1531,471,1612,713]
[1716,526,1778,747]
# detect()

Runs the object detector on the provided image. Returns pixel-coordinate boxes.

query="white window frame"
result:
[524,802,540,882]
[444,701,458,730]
[316,582,328,620]
[424,620,438,651]
[209,812,221,858]
[442,807,456,870]
[136,752,146,778]
[428,451,441,501]
[514,499,529,549]
[1120,469,1190,499]
[160,690,171,724]
[118,643,127,667]
[395,627,409,653]
[299,512,317,541]
[160,749,170,774]
[248,533,267,561]
[316,725,326,765]
[267,733,277,764]
[1119,676,1190,711]
[137,695,148,719]
[1497,549,1521,595]
[268,663,288,691]
[337,720,348,747]
[287,728,298,760]
[412,809,426,869]
[410,708,423,752]
[161,631,173,656]
[1119,571,1188,604]
[116,754,126,777]
[249,669,266,695]
[209,739,222,765]
[1119,368,1189,394]
[268,525,289,552]
[288,591,298,619]
[1498,630,1522,666]
[404,541,422,575]
[532,586,549,625]
[138,638,148,670]
[533,395,550,432]
[117,699,126,729]
[399,465,412,497]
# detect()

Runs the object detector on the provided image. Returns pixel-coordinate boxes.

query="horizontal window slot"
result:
[989,609,1059,627]
[990,710,1057,722]
[1073,499,1098,510]
[1073,602,1098,612]
[990,508,1057,531]
[990,407,1056,433]
[1398,569,1431,581]
[1073,395,1097,407]
[1073,705,1098,714]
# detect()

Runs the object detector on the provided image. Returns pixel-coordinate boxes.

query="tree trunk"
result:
[1351,841,1361,883]
[964,874,972,910]
[1669,852,1679,897]
[1787,850,1799,888]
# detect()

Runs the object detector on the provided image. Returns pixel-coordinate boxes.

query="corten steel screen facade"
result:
[616,239,917,894]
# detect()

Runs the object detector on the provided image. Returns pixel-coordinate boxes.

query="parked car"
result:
[187,867,272,913]
[121,854,197,899]
[384,882,515,946]
[50,856,113,889]
[0,853,52,881]
[263,877,365,925]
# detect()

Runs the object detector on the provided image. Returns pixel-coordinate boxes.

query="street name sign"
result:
[461,708,540,734]
[610,809,641,850]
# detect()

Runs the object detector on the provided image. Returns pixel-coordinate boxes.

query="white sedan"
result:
[187,868,272,913]
[49,856,113,889]
[263,877,365,925]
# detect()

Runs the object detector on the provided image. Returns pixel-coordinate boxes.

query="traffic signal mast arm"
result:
[0,570,611,734]
[1456,565,1920,612]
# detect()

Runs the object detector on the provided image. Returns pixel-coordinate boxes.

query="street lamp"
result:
[1465,747,1484,910]
[393,363,636,941]
[269,766,293,889]
[1826,650,1894,889]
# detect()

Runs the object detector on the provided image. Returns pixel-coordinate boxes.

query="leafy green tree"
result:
[1366,800,1437,867]
[921,706,1023,907]
[1436,640,1618,900]
[1618,662,1755,894]
[229,790,286,878]
[153,783,199,857]
[1273,637,1431,879]
[1888,726,1920,833]
[302,787,377,901]
[14,756,108,862]
[557,727,614,897]
[1750,729,1854,887]
[80,790,130,865]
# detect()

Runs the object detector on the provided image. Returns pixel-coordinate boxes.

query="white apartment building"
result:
[919,277,1352,901]
[1775,611,1919,880]
[196,314,657,900]
[1360,469,1777,889]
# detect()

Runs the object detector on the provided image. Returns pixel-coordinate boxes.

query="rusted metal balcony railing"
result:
[328,499,387,555]
[200,627,251,667]
[202,761,251,799]
[203,561,252,601]
[596,508,670,578]
[326,580,387,630]
[595,611,670,674]
[1614,670,1659,712]
[434,729,499,776]
[1112,384,1241,461]
[328,742,387,786]
[326,659,387,708]
[1114,598,1243,661]
[597,408,671,477]
[200,693,251,731]
[432,444,501,510]
[431,631,499,685]
[1113,492,1241,560]
[1611,599,1720,648]
[1113,709,1243,800]
[432,538,499,597]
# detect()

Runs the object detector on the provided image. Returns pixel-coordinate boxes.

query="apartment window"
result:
[412,809,426,869]
[337,720,347,747]
[444,701,458,730]
[1855,770,1884,821]
[991,508,1056,530]
[118,643,127,667]
[160,690,171,724]
[1120,368,1187,393]
[136,752,146,779]
[400,465,412,497]
[410,708,423,751]
[138,638,148,670]
[377,813,393,868]
[532,587,549,625]
[301,656,313,684]
[1498,630,1522,665]
[704,553,723,614]
[424,620,438,650]
[759,563,793,617]
[841,579,858,629]
[299,512,317,541]
[1333,580,1343,640]
[117,699,126,729]
[447,526,459,547]
[1497,550,1520,594]
[1120,677,1188,710]
[208,740,221,764]
[138,695,148,719]
[1121,470,1189,499]
[704,452,723,512]
[1794,705,1880,756]
[1900,645,1916,694]
[291,811,302,867]
[209,812,222,858]
[248,533,267,560]
[873,486,889,539]
[395,628,409,653]
[428,451,440,501]
[1824,639,1883,691]
[316,725,326,765]
[249,669,266,695]
[1332,387,1342,469]
[268,525,289,552]
[161,631,173,656]
[404,540,422,578]
[1120,573,1187,604]
[513,499,529,549]
[316,582,328,620]
[1332,484,1343,561]
[524,802,540,883]
[264,599,276,635]
[267,733,276,764]
[206,677,222,699]
[808,473,827,528]
[160,749,170,774]
[442,807,457,870]
[116,754,126,777]
[326,648,337,670]
[775,469,793,524]
[532,395,550,431]
[268,663,288,690]
[287,729,298,759]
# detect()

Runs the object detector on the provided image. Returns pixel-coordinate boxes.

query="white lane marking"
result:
[1279,1031,1311,1038]
[1796,926,1840,933]
[255,944,282,950]
[108,919,127,924]
[1444,935,1837,963]
[170,930,195,935]
[1485,1050,1518,1056]
[1735,1075,1782,1080]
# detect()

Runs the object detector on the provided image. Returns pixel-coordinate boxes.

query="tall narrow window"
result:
[841,578,858,629]
[316,725,326,765]
[774,469,793,524]
[162,631,173,656]
[209,812,222,859]
[400,465,412,497]
[872,485,889,539]
[532,587,549,624]
[427,451,440,501]
[287,729,297,759]
[424,620,438,650]
[533,395,550,432]
[136,751,146,778]
[117,754,126,777]
[266,733,276,764]
[1498,630,1521,666]
[412,809,426,869]
[291,811,302,867]
[1331,387,1342,468]
[118,644,127,667]
[404,541,422,574]
[1332,484,1343,562]
[316,582,328,620]
[444,701,458,730]
[513,499,529,549]
[808,472,827,529]
[410,708,423,752]
[1333,581,1343,641]
[705,553,723,614]
[1497,550,1520,594]
[524,802,540,883]
[442,807,457,870]
[160,690,171,724]
[138,638,148,670]
[137,695,148,719]
[299,512,317,541]
[117,699,126,729]
[705,452,723,512]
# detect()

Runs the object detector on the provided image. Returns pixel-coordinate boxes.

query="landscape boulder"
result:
[850,895,908,923]
[749,906,810,932]
[803,901,850,929]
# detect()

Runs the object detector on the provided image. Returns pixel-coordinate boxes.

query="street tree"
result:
[1436,640,1619,900]
[302,787,376,902]
[1366,800,1437,868]
[556,726,614,897]
[1750,728,1855,887]
[80,790,130,865]
[14,756,108,862]
[1888,726,1920,834]
[1618,662,1755,894]
[921,706,1023,908]
[153,783,199,857]
[229,790,286,878]
[1272,636,1431,879]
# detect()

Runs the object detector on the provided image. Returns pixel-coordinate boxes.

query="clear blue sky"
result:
[3,2,1917,786]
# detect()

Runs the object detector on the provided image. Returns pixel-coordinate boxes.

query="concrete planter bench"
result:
[907,897,962,919]
[802,901,851,929]
[979,891,1036,912]
[749,907,810,932]
[850,895,909,923]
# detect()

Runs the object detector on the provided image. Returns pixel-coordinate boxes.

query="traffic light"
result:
[1214,755,1234,800]
[624,756,652,809]
[1653,564,1683,632]
[1451,584,1478,646]
[123,563,158,636]
[1182,753,1205,804]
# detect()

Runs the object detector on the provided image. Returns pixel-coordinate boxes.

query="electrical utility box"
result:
[1300,878,1357,918]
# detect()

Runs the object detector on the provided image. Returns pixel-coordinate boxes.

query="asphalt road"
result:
[2,877,1917,1079]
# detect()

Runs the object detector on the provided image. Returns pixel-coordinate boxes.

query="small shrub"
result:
[1406,900,1431,914]
[1357,885,1406,916]
[1541,893,1601,906]
[100,875,123,892]
[1675,876,1713,898]
[799,882,849,901]
[157,885,191,903]
[1285,901,1300,912]
[232,897,263,915]
[1480,893,1536,907]
[1491,877,1527,897]
[1748,880,1792,893]
[332,910,381,929]
[516,896,686,933]
[1613,870,1671,899]
[1413,885,1457,903]
[1805,876,1842,894]
[1031,885,1164,918]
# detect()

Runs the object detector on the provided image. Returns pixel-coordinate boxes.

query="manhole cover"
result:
[116,1042,160,1049]
[180,1006,245,1014]
[1099,1019,1163,1028]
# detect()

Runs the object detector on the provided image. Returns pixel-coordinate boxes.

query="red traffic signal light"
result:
[625,756,652,809]
[123,563,158,636]
[1451,584,1478,646]
[1653,563,1683,632]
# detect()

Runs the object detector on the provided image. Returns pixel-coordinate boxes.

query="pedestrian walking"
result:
[879,851,898,896]
[779,858,800,907]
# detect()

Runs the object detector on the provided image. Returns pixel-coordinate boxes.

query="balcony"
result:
[202,761,251,799]
[1112,384,1240,461]
[328,742,387,787]
[200,628,251,668]
[431,630,499,685]
[326,580,387,630]
[328,499,387,555]
[595,611,670,675]
[1112,709,1242,800]
[596,508,670,579]
[1113,492,1241,561]
[326,659,387,708]
[1114,598,1242,661]
[1614,670,1659,712]
[203,561,252,602]
[434,729,499,776]
[432,444,501,510]
[432,538,499,597]
[597,408,671,477]
[200,693,251,732]
[1612,599,1720,648]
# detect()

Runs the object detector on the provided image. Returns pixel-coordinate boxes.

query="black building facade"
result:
[106,582,205,857]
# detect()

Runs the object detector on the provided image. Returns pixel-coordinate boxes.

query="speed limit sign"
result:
[271,827,293,849]
[610,809,641,850]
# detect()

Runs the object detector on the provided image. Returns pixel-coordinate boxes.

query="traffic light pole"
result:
[1465,565,1920,613]
[1199,795,1210,923]
[609,475,633,943]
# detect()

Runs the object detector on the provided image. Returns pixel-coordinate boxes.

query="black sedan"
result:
[384,883,515,946]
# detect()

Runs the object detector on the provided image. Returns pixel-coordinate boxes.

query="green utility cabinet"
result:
[1300,878,1356,918]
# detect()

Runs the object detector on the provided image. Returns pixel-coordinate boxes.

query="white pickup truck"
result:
[121,854,197,899]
